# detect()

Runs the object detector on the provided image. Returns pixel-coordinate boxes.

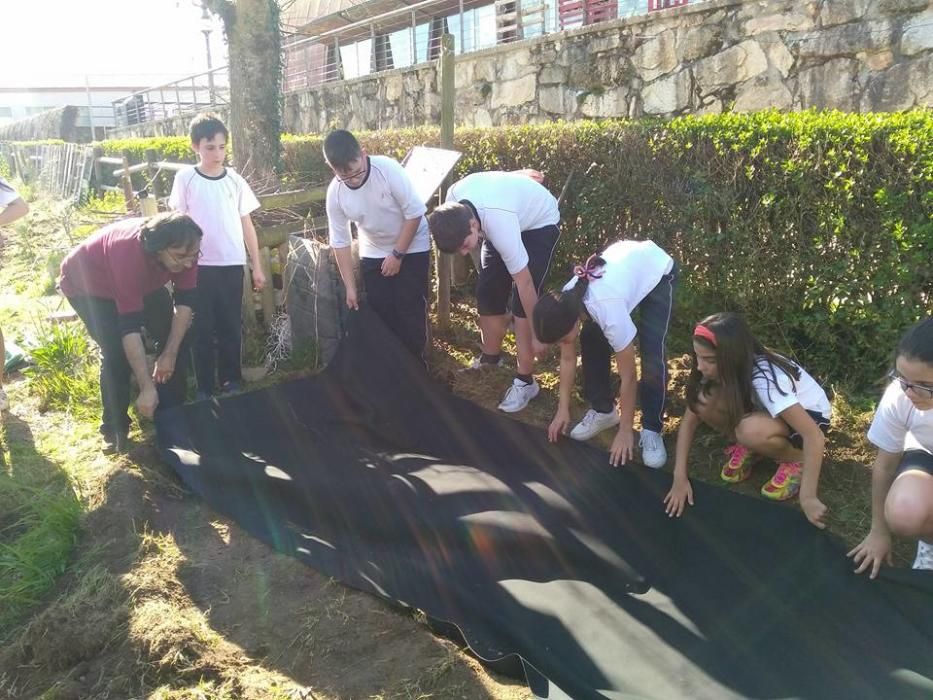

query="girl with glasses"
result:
[849,317,933,576]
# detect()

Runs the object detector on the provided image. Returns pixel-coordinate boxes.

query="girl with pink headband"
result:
[532,240,677,468]
[664,311,832,527]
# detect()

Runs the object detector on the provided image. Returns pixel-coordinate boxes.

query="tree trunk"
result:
[210,0,282,190]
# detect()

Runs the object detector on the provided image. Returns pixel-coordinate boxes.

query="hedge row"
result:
[100,110,933,387]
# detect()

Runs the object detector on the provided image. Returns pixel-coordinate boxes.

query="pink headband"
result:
[693,324,717,347]
[573,254,605,282]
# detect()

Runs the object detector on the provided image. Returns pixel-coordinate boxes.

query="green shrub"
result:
[99,111,932,386]
[25,322,100,418]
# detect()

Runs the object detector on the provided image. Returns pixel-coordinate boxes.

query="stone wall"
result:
[285,0,933,133]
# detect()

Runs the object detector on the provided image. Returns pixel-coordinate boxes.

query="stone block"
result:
[694,40,769,93]
[733,75,794,111]
[579,87,629,117]
[875,0,929,15]
[633,29,678,82]
[677,24,723,63]
[901,10,933,56]
[473,109,494,127]
[794,20,893,59]
[859,50,895,72]
[539,65,568,85]
[499,48,534,80]
[641,69,692,115]
[765,38,795,77]
[744,12,815,34]
[454,61,473,88]
[539,85,568,113]
[384,76,403,102]
[862,53,933,111]
[820,0,872,27]
[796,57,860,110]
[491,74,537,108]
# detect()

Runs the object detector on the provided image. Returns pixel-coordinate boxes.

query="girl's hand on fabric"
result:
[153,353,176,384]
[345,288,359,310]
[848,531,893,579]
[663,478,694,517]
[548,409,570,443]
[136,385,159,418]
[381,255,402,277]
[252,267,266,291]
[609,427,634,467]
[800,496,828,529]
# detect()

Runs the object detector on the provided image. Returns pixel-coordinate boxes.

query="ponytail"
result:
[533,254,606,344]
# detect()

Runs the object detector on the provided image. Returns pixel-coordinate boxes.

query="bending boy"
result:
[429,171,560,413]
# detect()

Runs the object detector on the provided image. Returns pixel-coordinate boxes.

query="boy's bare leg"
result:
[478,313,508,357]
[513,316,535,376]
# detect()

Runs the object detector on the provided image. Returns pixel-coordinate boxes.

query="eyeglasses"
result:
[889,370,933,400]
[165,249,202,265]
[334,167,367,183]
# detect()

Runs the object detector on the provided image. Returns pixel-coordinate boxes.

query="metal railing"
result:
[110,0,703,127]
[111,65,230,128]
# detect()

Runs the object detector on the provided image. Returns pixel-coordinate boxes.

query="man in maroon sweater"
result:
[59,212,202,451]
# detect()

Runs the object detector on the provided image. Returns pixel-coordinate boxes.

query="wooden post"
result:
[259,247,275,328]
[119,150,135,213]
[145,148,163,199]
[242,267,259,335]
[91,147,103,198]
[436,33,456,330]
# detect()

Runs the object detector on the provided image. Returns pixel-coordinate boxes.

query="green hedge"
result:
[103,111,933,386]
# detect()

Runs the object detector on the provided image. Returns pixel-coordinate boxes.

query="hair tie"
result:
[573,254,605,282]
[693,324,717,347]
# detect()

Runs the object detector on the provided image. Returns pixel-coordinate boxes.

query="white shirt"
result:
[0,177,21,207]
[446,172,560,275]
[751,357,832,419]
[169,166,260,266]
[560,240,674,351]
[326,155,429,259]
[867,381,932,454]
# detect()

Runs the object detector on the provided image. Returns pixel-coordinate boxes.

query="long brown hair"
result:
[686,312,801,430]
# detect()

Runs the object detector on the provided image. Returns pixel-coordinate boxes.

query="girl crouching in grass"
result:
[849,317,933,576]
[664,312,831,528]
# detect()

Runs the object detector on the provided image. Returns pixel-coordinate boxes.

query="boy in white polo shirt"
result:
[428,171,561,413]
[324,130,431,364]
[169,113,264,399]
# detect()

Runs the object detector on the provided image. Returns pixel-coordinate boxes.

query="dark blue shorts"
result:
[476,224,560,318]
[896,449,933,477]
[785,409,831,450]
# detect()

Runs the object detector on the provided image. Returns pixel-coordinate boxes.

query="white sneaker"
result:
[639,429,668,469]
[569,409,619,441]
[913,540,933,571]
[498,378,540,413]
[467,355,504,370]
[0,388,8,412]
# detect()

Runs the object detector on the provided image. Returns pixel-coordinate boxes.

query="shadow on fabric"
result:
[156,307,933,700]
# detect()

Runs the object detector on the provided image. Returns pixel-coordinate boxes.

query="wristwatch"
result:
[391,248,406,260]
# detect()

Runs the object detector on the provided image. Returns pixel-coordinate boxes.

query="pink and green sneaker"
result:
[761,462,802,501]
[720,444,755,483]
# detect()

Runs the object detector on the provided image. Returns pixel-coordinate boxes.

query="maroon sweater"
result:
[59,217,198,334]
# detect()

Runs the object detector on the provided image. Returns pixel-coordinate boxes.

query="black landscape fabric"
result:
[156,308,933,700]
